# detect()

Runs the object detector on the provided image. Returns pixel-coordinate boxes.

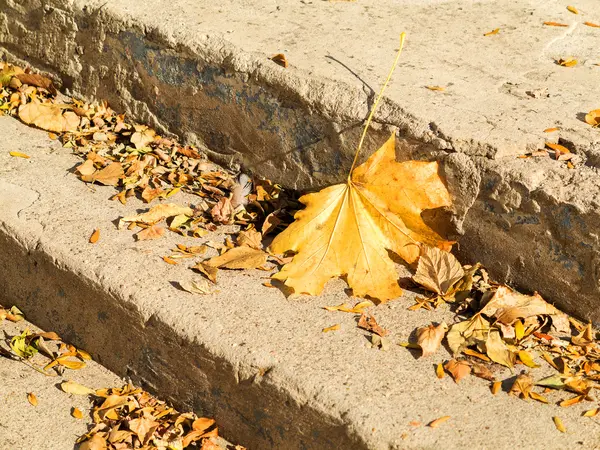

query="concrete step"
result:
[2,0,600,323]
[1,116,599,449]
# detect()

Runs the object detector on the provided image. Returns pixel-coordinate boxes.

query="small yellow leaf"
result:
[435,363,445,379]
[543,21,569,27]
[559,395,584,407]
[322,324,340,333]
[56,356,86,370]
[205,246,268,270]
[491,381,502,395]
[89,228,100,244]
[556,58,577,67]
[463,348,491,362]
[426,86,445,91]
[529,391,549,404]
[584,21,600,28]
[514,320,525,340]
[567,5,578,14]
[416,322,448,357]
[484,28,500,36]
[553,416,566,433]
[27,392,38,406]
[428,416,451,428]
[9,151,30,159]
[543,127,559,133]
[162,256,178,265]
[583,408,599,417]
[518,350,539,368]
[546,142,570,154]
[72,407,84,419]
[60,380,96,395]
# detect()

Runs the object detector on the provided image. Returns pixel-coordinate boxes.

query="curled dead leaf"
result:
[27,392,38,406]
[61,380,96,396]
[357,313,388,337]
[444,359,471,383]
[428,416,451,428]
[584,109,600,127]
[205,246,268,270]
[136,224,165,241]
[483,28,500,36]
[9,151,30,159]
[18,103,79,132]
[413,246,463,296]
[89,228,100,244]
[509,373,533,399]
[271,53,289,68]
[81,162,124,186]
[416,322,448,357]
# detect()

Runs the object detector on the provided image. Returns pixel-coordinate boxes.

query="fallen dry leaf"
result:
[529,391,549,404]
[543,21,569,27]
[16,72,56,94]
[72,407,84,419]
[471,363,495,381]
[556,58,577,67]
[584,109,600,127]
[192,262,219,283]
[567,5,578,14]
[546,142,570,154]
[413,246,463,296]
[136,224,165,241]
[428,416,451,428]
[553,416,566,433]
[9,151,30,159]
[480,286,561,324]
[583,408,599,417]
[483,28,500,36]
[518,350,539,368]
[180,279,213,295]
[357,313,388,337]
[544,127,559,133]
[131,126,156,149]
[205,246,268,269]
[323,301,373,314]
[81,162,124,186]
[447,313,490,354]
[323,324,340,333]
[416,322,448,357]
[485,328,514,368]
[162,256,177,265]
[89,228,100,244]
[121,203,193,225]
[27,392,38,406]
[436,363,445,379]
[444,359,471,383]
[236,229,263,250]
[584,21,600,28]
[269,133,452,301]
[61,380,96,395]
[18,102,79,132]
[509,373,533,399]
[271,53,289,68]
[425,86,445,91]
[491,381,502,395]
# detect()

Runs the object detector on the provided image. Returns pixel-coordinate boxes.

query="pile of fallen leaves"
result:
[0,62,296,241]
[1,308,241,449]
[75,383,230,450]
[404,247,600,426]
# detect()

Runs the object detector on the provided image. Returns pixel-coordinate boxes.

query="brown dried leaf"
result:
[270,53,289,68]
[485,328,514,368]
[444,359,471,383]
[136,224,165,241]
[471,363,495,381]
[18,103,79,132]
[447,314,490,354]
[413,246,464,296]
[428,416,451,428]
[584,109,600,127]
[129,416,159,445]
[509,373,533,399]
[122,203,193,225]
[357,313,388,337]
[16,73,56,94]
[130,126,156,149]
[416,322,447,357]
[81,162,124,186]
[211,197,233,224]
[236,229,263,250]
[61,380,96,395]
[205,246,268,269]
[481,286,560,324]
[192,262,219,283]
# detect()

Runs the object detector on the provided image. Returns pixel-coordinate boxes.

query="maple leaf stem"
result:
[348,32,406,179]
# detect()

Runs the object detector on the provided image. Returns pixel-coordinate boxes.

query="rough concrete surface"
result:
[2,0,600,323]
[0,318,124,450]
[2,117,600,448]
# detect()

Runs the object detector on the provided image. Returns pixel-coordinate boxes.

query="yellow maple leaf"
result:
[269,133,451,301]
[269,33,452,302]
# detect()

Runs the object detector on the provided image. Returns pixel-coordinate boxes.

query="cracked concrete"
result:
[2,116,600,449]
